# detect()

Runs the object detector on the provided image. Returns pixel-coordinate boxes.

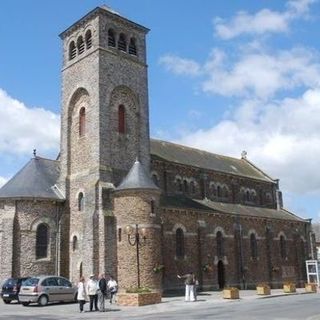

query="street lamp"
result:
[125,224,147,288]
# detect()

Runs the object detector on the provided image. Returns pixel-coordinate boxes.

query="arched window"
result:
[211,184,216,197]
[183,180,188,193]
[190,181,196,194]
[176,179,182,192]
[69,41,76,60]
[129,38,137,55]
[78,192,84,211]
[216,231,224,257]
[108,29,116,47]
[85,30,92,49]
[72,236,78,251]
[280,235,287,259]
[118,105,125,134]
[246,190,250,202]
[79,107,86,137]
[152,174,159,186]
[36,224,48,259]
[176,228,185,258]
[217,185,222,198]
[118,33,127,52]
[223,186,229,198]
[151,200,155,214]
[250,233,258,259]
[77,36,85,55]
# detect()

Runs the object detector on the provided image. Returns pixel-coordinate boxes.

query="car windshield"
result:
[23,278,39,286]
[4,278,17,286]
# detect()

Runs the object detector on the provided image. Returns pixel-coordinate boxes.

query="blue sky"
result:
[0,0,319,220]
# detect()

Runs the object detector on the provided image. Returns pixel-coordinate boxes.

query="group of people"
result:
[177,272,198,302]
[77,274,118,313]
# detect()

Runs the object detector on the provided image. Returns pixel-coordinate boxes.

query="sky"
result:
[0,0,319,221]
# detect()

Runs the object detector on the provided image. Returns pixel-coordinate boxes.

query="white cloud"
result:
[158,55,201,76]
[177,88,320,195]
[0,176,7,188]
[0,89,60,156]
[214,0,316,39]
[202,47,320,98]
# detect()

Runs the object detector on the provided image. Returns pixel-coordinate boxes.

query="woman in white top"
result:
[107,275,118,304]
[77,276,87,313]
[86,275,99,311]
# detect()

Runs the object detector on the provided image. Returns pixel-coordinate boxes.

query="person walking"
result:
[98,274,107,312]
[177,272,196,302]
[77,276,87,313]
[107,275,118,304]
[86,274,99,311]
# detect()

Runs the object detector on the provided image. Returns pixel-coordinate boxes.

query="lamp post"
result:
[125,224,147,288]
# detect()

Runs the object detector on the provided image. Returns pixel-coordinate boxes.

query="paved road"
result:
[1,291,320,319]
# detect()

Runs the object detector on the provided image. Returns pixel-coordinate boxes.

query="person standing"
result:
[86,274,99,311]
[107,275,118,304]
[98,274,107,312]
[77,276,87,313]
[177,272,196,302]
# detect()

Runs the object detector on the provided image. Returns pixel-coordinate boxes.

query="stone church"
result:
[0,6,314,291]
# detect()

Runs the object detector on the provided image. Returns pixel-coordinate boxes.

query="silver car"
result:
[18,276,77,306]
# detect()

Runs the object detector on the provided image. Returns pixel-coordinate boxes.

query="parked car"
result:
[18,276,77,306]
[1,277,30,304]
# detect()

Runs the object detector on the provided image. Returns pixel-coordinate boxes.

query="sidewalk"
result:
[106,288,314,317]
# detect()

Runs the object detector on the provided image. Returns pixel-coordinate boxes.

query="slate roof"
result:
[150,139,274,183]
[160,195,305,222]
[116,159,160,191]
[0,157,64,201]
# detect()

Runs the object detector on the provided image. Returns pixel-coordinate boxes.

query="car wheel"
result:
[22,302,30,306]
[38,295,48,306]
[3,300,10,304]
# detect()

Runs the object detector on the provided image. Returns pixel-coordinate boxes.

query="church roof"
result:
[0,157,64,201]
[150,139,274,183]
[116,159,159,191]
[161,195,305,222]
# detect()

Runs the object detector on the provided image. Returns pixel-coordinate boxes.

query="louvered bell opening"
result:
[78,42,85,54]
[118,37,127,52]
[70,48,77,60]
[108,36,115,47]
[86,37,92,49]
[129,44,137,55]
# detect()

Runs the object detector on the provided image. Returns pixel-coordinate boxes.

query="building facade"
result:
[0,6,314,291]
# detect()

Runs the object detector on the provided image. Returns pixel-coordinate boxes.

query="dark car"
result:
[1,277,29,304]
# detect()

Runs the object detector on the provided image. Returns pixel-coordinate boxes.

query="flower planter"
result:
[223,288,239,299]
[305,283,317,293]
[117,292,162,306]
[283,283,296,293]
[256,285,271,295]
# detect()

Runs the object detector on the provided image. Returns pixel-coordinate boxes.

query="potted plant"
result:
[152,264,164,273]
[117,287,162,306]
[256,283,271,295]
[223,287,239,299]
[283,282,296,293]
[202,264,211,272]
[305,283,317,293]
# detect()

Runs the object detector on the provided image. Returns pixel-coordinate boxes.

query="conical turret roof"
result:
[116,159,159,191]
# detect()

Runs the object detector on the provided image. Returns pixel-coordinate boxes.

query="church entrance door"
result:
[217,260,225,289]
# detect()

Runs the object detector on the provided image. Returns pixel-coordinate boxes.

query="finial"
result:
[33,149,37,158]
[241,150,247,159]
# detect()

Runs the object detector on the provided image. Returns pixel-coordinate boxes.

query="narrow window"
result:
[280,235,286,259]
[216,231,224,257]
[118,105,125,133]
[152,174,159,186]
[250,233,258,259]
[118,228,122,242]
[69,41,77,60]
[108,29,116,47]
[72,236,78,251]
[151,200,155,213]
[77,36,85,55]
[176,228,185,258]
[183,180,188,193]
[223,186,228,198]
[36,224,48,259]
[246,190,250,202]
[118,33,127,52]
[129,38,137,55]
[78,192,84,211]
[79,107,86,137]
[217,185,222,198]
[85,30,92,49]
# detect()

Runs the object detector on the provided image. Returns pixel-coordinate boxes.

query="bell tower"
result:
[58,6,150,279]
